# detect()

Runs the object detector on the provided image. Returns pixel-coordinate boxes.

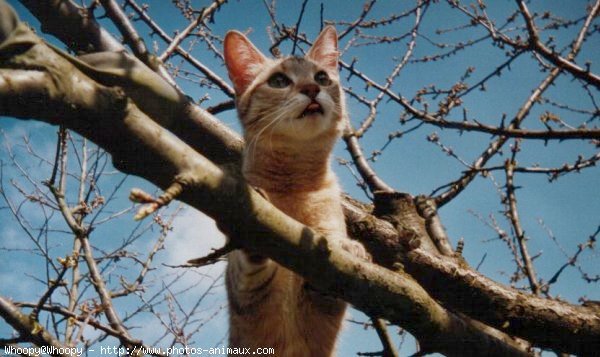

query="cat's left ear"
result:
[307,26,339,73]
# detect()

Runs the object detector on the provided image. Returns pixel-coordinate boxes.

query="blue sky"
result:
[1,0,599,355]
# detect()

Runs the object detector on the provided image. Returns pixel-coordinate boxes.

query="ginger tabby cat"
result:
[223,26,364,357]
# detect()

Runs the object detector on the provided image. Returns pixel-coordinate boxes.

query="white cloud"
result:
[152,207,228,297]
[0,266,37,300]
[165,208,227,266]
[131,207,230,348]
[0,226,30,250]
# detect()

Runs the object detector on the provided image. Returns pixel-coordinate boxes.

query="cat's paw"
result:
[339,239,371,262]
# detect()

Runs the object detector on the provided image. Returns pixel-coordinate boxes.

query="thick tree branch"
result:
[17,0,124,53]
[0,296,70,356]
[345,199,600,355]
[404,248,600,355]
[99,0,153,66]
[13,302,166,357]
[17,0,241,166]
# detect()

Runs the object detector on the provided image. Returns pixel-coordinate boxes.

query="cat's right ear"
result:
[307,26,338,73]
[224,31,267,94]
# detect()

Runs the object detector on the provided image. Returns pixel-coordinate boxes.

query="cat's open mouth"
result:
[300,102,324,118]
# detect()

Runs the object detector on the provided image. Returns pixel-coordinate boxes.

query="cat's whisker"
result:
[248,101,294,159]
[263,98,302,152]
[246,105,290,159]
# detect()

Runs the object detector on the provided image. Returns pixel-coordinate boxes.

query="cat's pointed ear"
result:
[307,26,339,72]
[224,31,267,94]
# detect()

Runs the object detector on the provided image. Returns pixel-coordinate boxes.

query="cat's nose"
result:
[300,84,320,100]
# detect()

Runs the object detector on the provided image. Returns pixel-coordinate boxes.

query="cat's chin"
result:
[285,119,340,141]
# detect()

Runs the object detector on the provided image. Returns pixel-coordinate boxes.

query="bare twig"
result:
[125,0,234,96]
[504,152,541,295]
[159,0,227,62]
[372,318,399,357]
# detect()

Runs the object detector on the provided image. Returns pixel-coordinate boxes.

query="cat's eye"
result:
[267,73,292,88]
[314,71,331,86]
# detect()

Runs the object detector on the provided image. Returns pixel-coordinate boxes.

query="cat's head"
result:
[223,26,345,142]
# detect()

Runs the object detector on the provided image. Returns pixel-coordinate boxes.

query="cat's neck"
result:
[243,133,338,193]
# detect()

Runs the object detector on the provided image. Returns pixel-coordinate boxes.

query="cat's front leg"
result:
[338,238,371,262]
[226,250,278,314]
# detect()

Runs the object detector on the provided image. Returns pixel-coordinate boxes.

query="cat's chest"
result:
[265,186,346,237]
